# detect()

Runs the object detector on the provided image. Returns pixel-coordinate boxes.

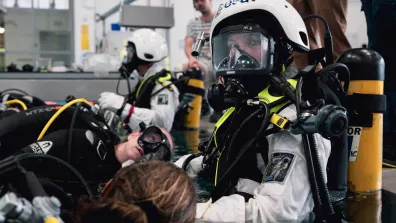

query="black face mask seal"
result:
[122,43,151,75]
[137,122,170,155]
[211,24,275,77]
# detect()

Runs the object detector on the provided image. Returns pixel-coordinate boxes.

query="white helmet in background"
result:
[210,0,309,77]
[124,28,168,71]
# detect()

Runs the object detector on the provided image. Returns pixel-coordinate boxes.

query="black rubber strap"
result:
[346,93,387,113]
[348,113,373,128]
[183,85,205,96]
[116,98,128,117]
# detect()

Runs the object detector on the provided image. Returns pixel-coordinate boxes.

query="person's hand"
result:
[184,57,200,71]
[98,92,125,113]
[188,57,198,67]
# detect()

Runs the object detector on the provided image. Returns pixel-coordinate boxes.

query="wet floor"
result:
[172,119,396,222]
[341,189,396,223]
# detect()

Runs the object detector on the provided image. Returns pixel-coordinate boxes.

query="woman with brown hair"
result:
[71,160,197,223]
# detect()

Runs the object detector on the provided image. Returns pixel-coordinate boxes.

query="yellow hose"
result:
[37,98,91,140]
[383,162,396,168]
[5,99,27,110]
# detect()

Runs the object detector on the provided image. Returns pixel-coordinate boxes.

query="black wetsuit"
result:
[0,105,121,184]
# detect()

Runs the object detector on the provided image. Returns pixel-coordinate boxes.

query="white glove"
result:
[98,92,125,113]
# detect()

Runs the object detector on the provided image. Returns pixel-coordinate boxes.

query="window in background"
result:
[1,2,72,72]
[34,0,50,9]
[1,0,69,9]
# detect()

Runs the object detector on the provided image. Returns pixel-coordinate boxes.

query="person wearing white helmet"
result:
[98,29,180,132]
[174,0,332,222]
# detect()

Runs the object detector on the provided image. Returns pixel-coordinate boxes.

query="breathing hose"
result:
[296,77,303,115]
[308,134,335,219]
[294,71,335,221]
[37,98,92,140]
[317,63,350,93]
[182,153,203,171]
[303,15,334,67]
[201,110,238,169]
[226,108,264,164]
[16,153,94,199]
[5,99,28,110]
[117,65,133,96]
[67,103,83,163]
[302,134,323,217]
[212,102,271,200]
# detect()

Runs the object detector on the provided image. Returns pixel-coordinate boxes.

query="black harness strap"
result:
[346,93,387,127]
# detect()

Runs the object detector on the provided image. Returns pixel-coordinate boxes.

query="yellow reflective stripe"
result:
[215,107,235,128]
[214,107,235,148]
[270,100,291,114]
[155,72,173,91]
[214,149,224,186]
[258,79,297,105]
[157,73,171,83]
[270,113,289,129]
[136,73,157,97]
[213,107,238,186]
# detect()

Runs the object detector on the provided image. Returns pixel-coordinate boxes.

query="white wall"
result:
[94,0,166,39]
[90,0,368,70]
[345,0,368,48]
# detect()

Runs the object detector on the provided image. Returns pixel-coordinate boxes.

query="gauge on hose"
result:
[291,104,348,138]
[102,109,130,138]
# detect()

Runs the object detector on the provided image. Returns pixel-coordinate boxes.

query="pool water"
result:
[171,129,214,202]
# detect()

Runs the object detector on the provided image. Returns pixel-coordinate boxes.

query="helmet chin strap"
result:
[274,38,294,73]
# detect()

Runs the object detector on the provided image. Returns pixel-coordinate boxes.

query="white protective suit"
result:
[175,104,331,223]
[99,62,179,132]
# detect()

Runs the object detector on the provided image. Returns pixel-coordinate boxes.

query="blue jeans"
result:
[361,0,396,132]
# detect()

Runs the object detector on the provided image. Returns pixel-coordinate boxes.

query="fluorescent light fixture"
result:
[0,27,5,34]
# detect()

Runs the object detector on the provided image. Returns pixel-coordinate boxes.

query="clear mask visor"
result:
[212,31,270,72]
[125,46,135,64]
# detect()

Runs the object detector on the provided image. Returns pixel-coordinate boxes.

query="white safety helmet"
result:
[125,29,168,68]
[210,0,309,76]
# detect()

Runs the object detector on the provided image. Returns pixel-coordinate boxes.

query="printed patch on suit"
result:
[157,94,169,105]
[263,153,295,183]
[30,141,53,154]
